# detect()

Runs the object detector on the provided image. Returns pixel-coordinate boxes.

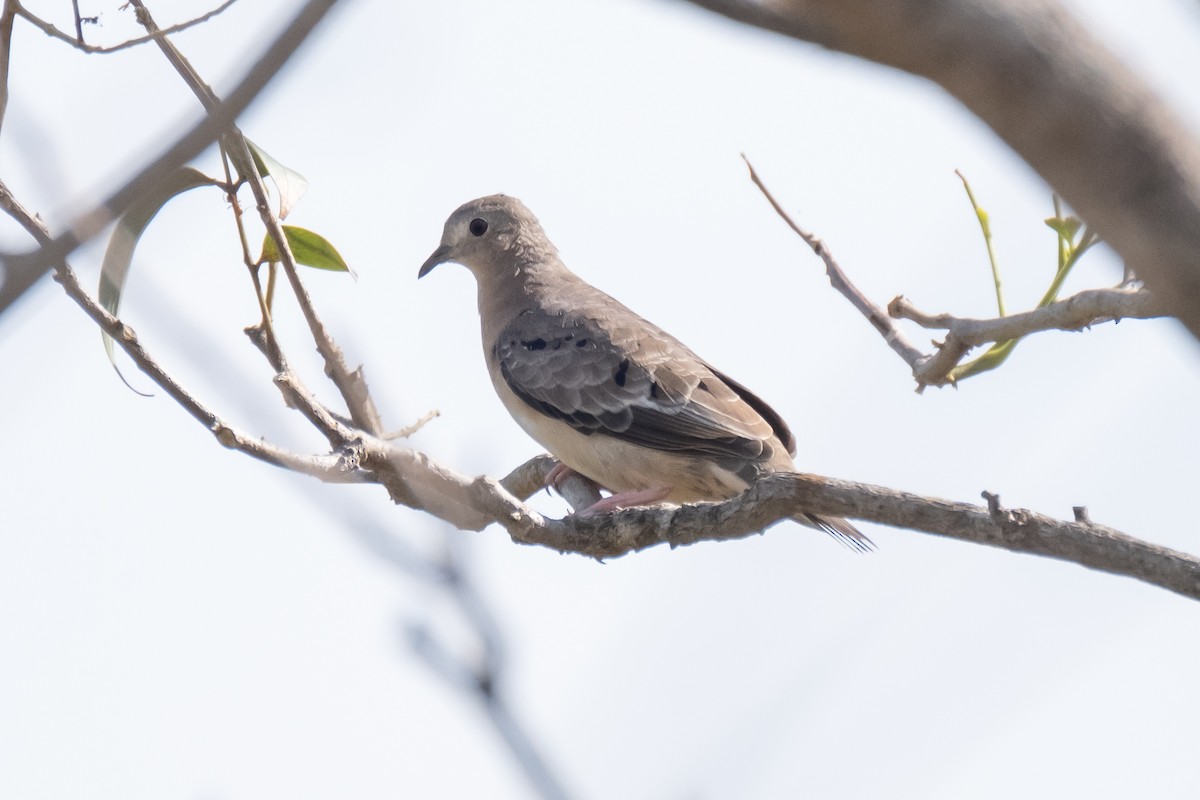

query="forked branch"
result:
[742,158,1168,390]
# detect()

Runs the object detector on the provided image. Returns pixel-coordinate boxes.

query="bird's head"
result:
[418,194,556,281]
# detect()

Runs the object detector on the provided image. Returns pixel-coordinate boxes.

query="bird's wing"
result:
[493,307,789,466]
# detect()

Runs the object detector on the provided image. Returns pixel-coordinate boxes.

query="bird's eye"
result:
[469,218,488,237]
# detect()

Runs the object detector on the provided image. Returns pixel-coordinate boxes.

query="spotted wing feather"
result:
[494,308,790,469]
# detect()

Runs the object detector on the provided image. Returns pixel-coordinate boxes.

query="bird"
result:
[418,195,872,551]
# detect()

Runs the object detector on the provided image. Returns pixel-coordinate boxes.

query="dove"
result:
[418,195,872,550]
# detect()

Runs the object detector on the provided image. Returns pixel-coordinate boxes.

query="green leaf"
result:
[259,225,353,275]
[99,167,218,390]
[1044,215,1083,243]
[247,139,308,219]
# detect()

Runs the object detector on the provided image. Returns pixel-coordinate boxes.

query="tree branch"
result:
[888,287,1167,387]
[0,0,342,315]
[742,155,927,371]
[680,0,1200,341]
[127,0,384,437]
[743,158,1170,390]
[347,443,1200,601]
[12,0,240,55]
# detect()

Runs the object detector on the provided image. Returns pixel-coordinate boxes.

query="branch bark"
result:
[744,157,1169,390]
[888,287,1166,387]
[369,446,1200,602]
[680,0,1200,340]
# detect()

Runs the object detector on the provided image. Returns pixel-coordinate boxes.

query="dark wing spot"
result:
[575,338,589,348]
[649,381,659,400]
[614,359,630,387]
[697,379,710,393]
[522,338,547,351]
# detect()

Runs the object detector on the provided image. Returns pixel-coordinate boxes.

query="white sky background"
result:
[2,0,1200,797]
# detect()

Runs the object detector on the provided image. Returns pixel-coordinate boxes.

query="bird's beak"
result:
[418,244,453,278]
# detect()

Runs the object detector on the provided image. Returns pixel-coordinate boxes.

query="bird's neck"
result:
[475,258,574,343]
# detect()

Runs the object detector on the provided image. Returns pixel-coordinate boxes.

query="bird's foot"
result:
[545,461,582,491]
[580,487,672,515]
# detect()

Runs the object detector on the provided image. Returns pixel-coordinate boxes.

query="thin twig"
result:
[383,409,441,440]
[685,0,1200,340]
[41,233,359,478]
[741,154,927,370]
[740,159,1168,391]
[47,236,356,479]
[14,0,239,55]
[69,0,82,42]
[0,0,343,316]
[128,0,384,436]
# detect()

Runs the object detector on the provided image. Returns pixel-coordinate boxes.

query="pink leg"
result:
[544,462,610,505]
[545,462,577,489]
[581,487,672,514]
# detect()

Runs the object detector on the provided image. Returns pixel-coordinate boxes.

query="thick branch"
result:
[681,0,1200,340]
[360,445,1200,600]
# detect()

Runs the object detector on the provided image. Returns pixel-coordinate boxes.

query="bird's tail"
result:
[796,513,875,553]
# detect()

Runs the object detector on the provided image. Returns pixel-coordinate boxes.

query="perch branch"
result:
[348,442,1200,601]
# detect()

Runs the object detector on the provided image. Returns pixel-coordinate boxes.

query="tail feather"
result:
[797,513,875,553]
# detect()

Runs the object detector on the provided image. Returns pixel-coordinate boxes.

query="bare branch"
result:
[499,454,605,511]
[891,287,1165,341]
[682,0,1200,340]
[0,180,53,306]
[382,409,441,440]
[743,159,1169,390]
[12,0,240,55]
[70,0,83,42]
[351,443,1200,600]
[52,255,358,481]
[887,287,1167,387]
[742,155,927,370]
